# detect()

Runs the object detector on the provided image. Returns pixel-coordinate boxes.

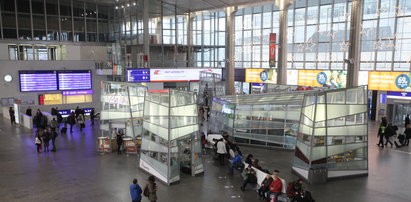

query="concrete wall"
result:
[0,60,107,113]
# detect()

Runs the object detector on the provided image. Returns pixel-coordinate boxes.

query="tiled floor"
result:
[0,117,411,202]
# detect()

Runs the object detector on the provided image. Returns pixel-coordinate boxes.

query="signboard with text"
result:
[298,70,347,88]
[368,71,411,92]
[245,69,277,84]
[269,33,276,67]
[149,68,222,82]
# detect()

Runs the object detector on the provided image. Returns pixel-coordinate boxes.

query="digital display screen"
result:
[19,70,58,92]
[58,70,92,90]
[127,69,150,82]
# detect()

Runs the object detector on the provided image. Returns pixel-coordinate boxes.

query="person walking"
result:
[9,107,16,125]
[130,179,143,202]
[384,123,394,148]
[116,130,124,154]
[377,124,386,148]
[77,113,85,132]
[35,130,42,153]
[404,125,411,146]
[43,128,51,152]
[405,114,410,128]
[50,128,58,152]
[75,106,81,119]
[67,112,76,133]
[90,108,95,125]
[144,175,158,202]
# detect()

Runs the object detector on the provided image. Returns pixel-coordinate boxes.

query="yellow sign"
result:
[368,71,411,91]
[43,94,62,105]
[298,70,346,88]
[245,69,277,83]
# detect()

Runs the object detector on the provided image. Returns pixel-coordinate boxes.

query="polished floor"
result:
[0,118,411,202]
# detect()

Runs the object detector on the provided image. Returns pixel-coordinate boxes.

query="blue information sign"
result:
[19,70,58,92]
[58,70,92,90]
[127,69,150,82]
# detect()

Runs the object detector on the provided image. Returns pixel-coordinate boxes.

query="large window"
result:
[9,44,60,60]
[360,0,411,71]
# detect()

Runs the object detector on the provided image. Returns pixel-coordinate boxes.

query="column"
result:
[143,0,150,67]
[225,7,237,95]
[276,1,292,85]
[187,12,194,67]
[346,0,363,87]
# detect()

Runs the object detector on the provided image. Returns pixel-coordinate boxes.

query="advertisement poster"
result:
[368,71,411,92]
[269,33,276,67]
[150,68,222,82]
[298,70,347,88]
[245,69,277,84]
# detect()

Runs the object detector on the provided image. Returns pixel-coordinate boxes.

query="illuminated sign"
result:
[245,69,277,83]
[19,70,58,92]
[298,70,347,88]
[62,90,93,96]
[58,70,92,90]
[149,68,222,82]
[127,69,150,82]
[368,71,411,91]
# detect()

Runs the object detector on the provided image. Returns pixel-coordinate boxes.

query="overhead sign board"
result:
[149,68,222,82]
[245,69,277,84]
[298,70,346,88]
[127,69,150,82]
[368,71,411,92]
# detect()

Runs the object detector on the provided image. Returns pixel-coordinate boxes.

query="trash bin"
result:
[308,167,327,184]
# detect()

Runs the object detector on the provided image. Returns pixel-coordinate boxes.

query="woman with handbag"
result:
[144,175,158,202]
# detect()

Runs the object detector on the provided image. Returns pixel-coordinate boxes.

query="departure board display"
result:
[19,70,58,92]
[58,70,92,90]
[127,69,150,82]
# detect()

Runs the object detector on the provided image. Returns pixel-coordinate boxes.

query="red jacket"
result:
[269,178,282,193]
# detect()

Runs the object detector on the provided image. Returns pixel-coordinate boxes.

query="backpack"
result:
[143,186,149,197]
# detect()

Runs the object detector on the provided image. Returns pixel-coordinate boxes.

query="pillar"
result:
[143,0,150,67]
[347,0,363,87]
[276,0,292,85]
[225,7,237,95]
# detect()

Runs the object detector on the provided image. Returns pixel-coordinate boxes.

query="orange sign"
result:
[368,71,411,91]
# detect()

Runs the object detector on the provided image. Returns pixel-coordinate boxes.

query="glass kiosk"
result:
[99,81,146,154]
[139,89,203,185]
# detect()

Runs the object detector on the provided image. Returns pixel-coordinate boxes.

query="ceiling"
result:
[85,0,275,12]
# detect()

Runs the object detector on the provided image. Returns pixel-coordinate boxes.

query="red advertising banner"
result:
[269,33,276,67]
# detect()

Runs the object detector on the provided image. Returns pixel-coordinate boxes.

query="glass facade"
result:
[0,0,112,42]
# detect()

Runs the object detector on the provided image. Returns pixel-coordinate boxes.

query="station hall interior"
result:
[1,0,411,202]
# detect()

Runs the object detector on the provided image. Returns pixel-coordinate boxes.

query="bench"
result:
[243,162,290,202]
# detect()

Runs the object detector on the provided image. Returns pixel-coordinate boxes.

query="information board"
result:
[127,69,150,82]
[298,70,347,88]
[368,71,411,92]
[58,70,92,90]
[19,70,58,92]
[150,68,222,82]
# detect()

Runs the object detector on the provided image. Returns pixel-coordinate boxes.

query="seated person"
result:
[286,179,304,202]
[244,154,253,164]
[252,159,263,171]
[240,164,257,191]
[265,170,282,202]
[258,174,273,199]
[228,151,244,174]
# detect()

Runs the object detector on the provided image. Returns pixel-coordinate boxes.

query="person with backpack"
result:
[240,164,257,191]
[67,112,76,133]
[144,175,157,202]
[130,178,142,202]
[377,124,386,148]
[50,128,58,152]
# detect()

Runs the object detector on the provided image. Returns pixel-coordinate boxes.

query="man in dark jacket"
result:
[50,128,58,152]
[384,123,394,148]
[258,174,273,199]
[405,125,411,146]
[9,107,15,125]
[240,164,257,191]
[405,115,410,128]
[26,106,32,116]
[116,130,124,154]
[67,112,76,133]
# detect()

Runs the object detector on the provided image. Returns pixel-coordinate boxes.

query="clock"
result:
[4,75,12,82]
